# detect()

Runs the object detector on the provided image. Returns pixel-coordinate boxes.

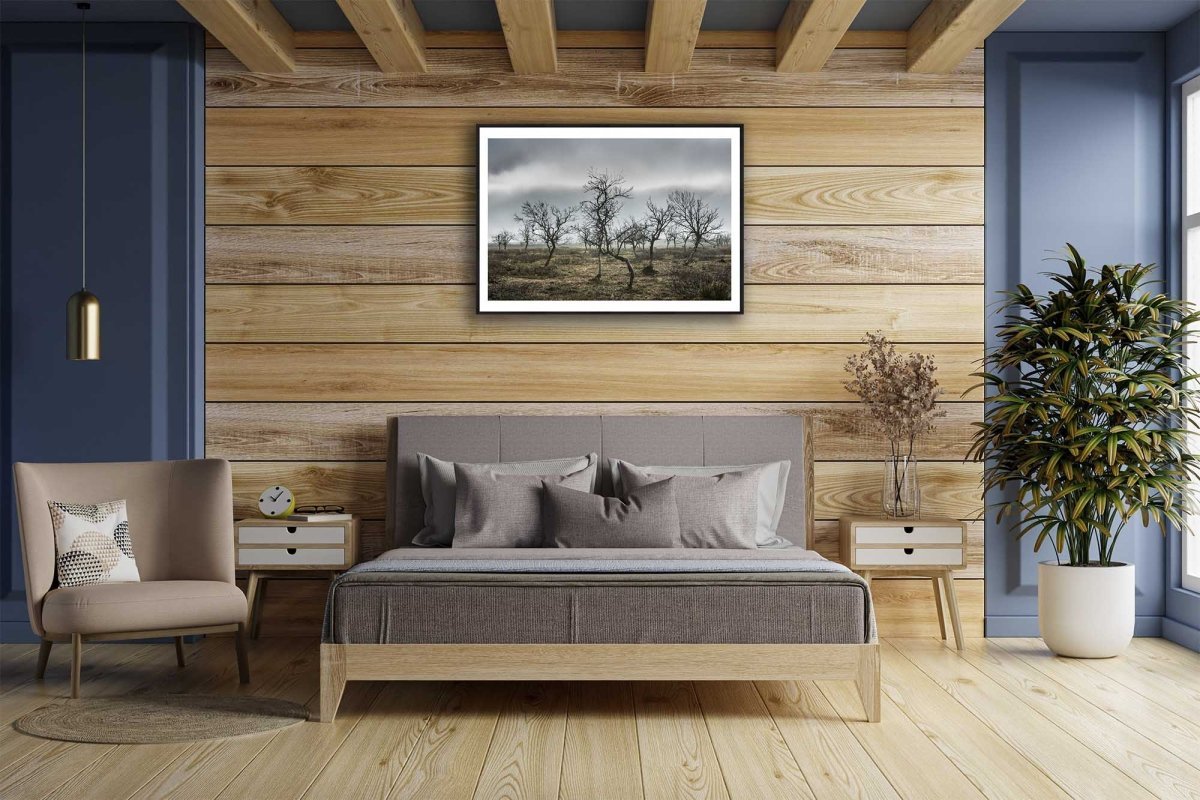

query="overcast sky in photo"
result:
[484,136,733,241]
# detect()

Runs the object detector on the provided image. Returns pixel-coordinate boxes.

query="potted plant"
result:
[969,245,1200,657]
[844,332,946,518]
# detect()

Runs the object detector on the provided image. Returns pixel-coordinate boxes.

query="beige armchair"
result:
[13,459,249,697]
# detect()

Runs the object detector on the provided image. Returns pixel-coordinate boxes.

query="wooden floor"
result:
[2,637,1199,799]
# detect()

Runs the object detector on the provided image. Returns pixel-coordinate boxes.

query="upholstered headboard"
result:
[385,415,814,549]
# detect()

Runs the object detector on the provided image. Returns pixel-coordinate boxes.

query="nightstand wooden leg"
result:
[931,576,947,640]
[245,570,262,640]
[941,570,964,650]
[860,570,872,594]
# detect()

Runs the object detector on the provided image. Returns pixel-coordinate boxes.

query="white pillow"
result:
[608,459,793,548]
[48,499,141,588]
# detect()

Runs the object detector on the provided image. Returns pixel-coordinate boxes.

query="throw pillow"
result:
[617,462,761,549]
[544,478,682,549]
[608,458,793,547]
[48,499,141,588]
[414,452,598,546]
[452,461,597,547]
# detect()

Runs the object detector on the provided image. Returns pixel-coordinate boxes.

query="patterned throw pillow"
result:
[48,500,141,588]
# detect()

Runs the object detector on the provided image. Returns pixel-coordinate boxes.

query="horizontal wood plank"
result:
[228,459,981,520]
[206,343,984,402]
[205,284,983,343]
[205,48,982,108]
[206,107,983,166]
[204,401,980,462]
[813,461,981,519]
[206,30,909,50]
[745,225,983,284]
[205,225,474,284]
[204,225,984,285]
[206,166,982,225]
[745,167,982,225]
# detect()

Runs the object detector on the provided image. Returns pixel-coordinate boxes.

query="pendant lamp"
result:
[67,2,99,361]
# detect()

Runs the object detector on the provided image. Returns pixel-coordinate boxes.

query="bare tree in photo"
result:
[580,169,637,288]
[521,200,576,268]
[641,197,673,274]
[668,189,723,266]
[605,217,647,291]
[493,230,513,251]
[514,213,534,253]
[571,222,596,257]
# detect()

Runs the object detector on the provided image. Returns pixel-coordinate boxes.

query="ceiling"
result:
[2,0,1197,32]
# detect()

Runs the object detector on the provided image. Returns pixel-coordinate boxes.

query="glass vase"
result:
[882,456,920,518]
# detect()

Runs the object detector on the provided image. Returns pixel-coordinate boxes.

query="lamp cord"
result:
[80,2,86,290]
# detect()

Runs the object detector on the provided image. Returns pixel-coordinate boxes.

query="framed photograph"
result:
[477,124,743,314]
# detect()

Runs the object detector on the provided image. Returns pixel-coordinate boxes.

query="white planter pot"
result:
[1038,561,1135,658]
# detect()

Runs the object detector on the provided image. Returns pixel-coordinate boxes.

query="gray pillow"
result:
[544,478,681,549]
[608,458,793,548]
[414,452,598,546]
[453,461,597,548]
[617,461,761,549]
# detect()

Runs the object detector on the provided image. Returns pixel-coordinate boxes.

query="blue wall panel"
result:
[985,32,1166,636]
[0,23,204,642]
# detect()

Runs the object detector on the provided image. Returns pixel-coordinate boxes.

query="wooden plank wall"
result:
[204,37,985,637]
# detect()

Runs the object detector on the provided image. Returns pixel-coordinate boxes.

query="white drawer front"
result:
[854,525,962,545]
[238,525,345,545]
[238,547,346,567]
[855,547,963,567]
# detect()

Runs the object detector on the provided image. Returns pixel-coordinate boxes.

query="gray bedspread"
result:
[323,547,875,646]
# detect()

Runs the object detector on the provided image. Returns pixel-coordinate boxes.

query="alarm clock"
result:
[258,485,295,519]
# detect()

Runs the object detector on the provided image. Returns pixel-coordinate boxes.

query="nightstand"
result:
[235,517,360,638]
[839,516,967,650]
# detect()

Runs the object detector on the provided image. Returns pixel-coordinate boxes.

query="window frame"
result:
[1184,73,1200,593]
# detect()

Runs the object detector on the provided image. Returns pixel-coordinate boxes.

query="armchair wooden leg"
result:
[175,636,187,668]
[70,634,82,699]
[36,639,52,680]
[235,623,250,684]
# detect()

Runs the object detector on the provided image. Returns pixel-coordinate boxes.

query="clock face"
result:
[258,485,294,518]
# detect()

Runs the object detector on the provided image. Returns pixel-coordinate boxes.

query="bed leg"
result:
[858,644,881,722]
[319,644,346,723]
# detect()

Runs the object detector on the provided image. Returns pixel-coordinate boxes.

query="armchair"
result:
[13,459,249,697]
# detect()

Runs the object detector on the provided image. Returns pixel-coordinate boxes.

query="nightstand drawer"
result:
[854,525,963,545]
[854,547,964,567]
[238,547,347,567]
[237,525,346,545]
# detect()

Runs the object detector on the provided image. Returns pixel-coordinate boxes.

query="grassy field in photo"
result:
[486,246,734,302]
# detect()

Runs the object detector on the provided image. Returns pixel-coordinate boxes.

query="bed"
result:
[319,415,880,722]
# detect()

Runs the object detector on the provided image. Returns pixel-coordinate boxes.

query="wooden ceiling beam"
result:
[776,0,869,72]
[907,0,1024,73]
[644,0,707,73]
[494,0,557,73]
[178,0,294,72]
[335,0,427,72]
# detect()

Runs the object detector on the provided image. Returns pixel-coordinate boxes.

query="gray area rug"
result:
[14,694,309,743]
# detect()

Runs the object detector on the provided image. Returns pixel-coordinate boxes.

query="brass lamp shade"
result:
[67,289,100,360]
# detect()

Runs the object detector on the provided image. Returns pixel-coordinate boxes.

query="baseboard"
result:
[1163,617,1200,652]
[986,615,1163,637]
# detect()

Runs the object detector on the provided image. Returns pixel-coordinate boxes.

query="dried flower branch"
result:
[843,332,946,459]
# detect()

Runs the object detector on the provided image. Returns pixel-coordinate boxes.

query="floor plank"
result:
[4,637,1199,800]
[302,681,441,800]
[890,638,1156,800]
[559,682,643,800]
[693,681,814,800]
[633,681,730,800]
[756,680,899,799]
[384,681,514,800]
[817,680,985,800]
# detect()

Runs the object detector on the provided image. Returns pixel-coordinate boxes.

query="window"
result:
[1186,74,1200,593]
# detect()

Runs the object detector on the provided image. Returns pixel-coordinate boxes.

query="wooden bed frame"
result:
[319,642,880,722]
